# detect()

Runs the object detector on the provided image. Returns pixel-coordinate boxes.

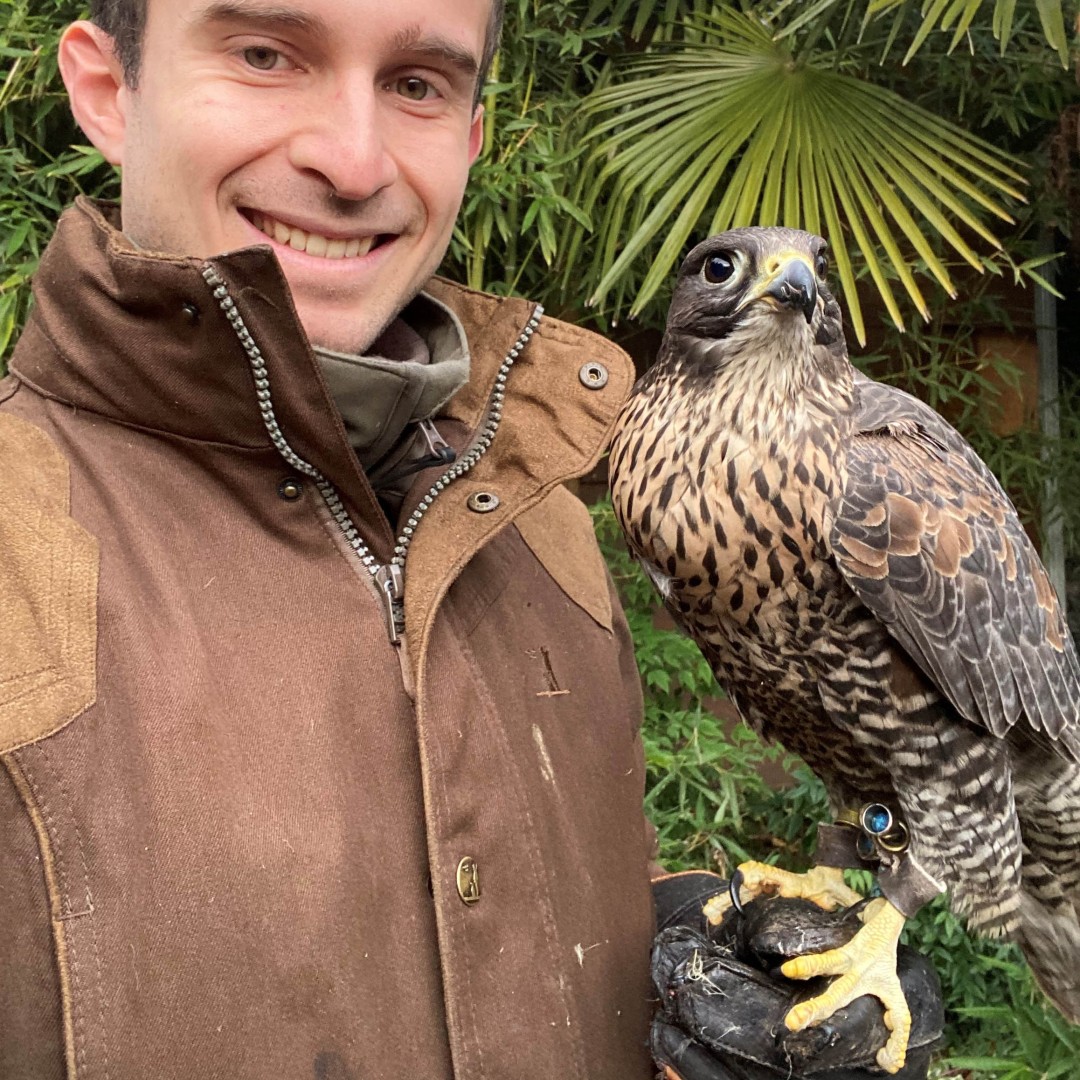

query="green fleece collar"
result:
[313,291,469,471]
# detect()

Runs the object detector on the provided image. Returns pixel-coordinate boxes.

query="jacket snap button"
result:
[277,477,303,501]
[579,362,609,389]
[456,856,481,905]
[467,491,500,513]
[181,302,200,325]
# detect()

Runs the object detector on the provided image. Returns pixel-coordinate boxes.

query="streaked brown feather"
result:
[834,372,1080,753]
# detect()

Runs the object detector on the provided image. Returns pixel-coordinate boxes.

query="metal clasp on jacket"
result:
[375,563,405,645]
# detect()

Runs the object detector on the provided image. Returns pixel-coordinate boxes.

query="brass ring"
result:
[877,821,910,854]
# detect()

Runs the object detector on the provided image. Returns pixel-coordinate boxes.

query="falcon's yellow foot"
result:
[782,897,910,1074]
[703,862,862,925]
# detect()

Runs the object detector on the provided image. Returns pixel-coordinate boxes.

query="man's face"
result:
[111,0,487,352]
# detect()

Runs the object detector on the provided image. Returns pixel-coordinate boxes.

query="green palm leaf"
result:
[576,9,1026,343]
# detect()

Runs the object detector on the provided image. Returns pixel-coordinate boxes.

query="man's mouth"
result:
[246,210,388,259]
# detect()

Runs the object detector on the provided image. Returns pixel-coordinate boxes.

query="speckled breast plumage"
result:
[609,364,895,806]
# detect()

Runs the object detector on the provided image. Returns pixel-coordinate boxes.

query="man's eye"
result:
[243,46,285,71]
[394,76,437,102]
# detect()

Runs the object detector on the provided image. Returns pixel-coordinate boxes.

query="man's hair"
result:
[88,0,505,107]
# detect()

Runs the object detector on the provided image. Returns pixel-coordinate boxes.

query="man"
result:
[0,1,658,1076]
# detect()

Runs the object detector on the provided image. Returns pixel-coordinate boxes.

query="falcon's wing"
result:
[830,372,1080,759]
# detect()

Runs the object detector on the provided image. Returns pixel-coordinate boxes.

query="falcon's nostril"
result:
[766,260,817,322]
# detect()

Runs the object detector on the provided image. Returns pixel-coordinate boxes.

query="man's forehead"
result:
[152,0,491,51]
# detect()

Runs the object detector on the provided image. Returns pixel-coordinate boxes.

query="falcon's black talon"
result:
[843,896,874,925]
[729,870,745,915]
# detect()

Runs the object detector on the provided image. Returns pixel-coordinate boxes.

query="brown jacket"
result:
[0,199,656,1080]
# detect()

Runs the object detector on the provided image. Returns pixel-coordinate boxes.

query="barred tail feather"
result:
[1012,748,1080,1020]
[1017,889,1080,1023]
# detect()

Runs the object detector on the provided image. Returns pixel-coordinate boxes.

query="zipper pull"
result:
[377,420,457,487]
[417,419,457,467]
[374,563,405,645]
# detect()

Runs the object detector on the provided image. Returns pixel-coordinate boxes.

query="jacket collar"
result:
[13,199,379,453]
[10,198,634,591]
[12,197,397,551]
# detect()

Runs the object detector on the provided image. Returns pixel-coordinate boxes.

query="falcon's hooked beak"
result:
[738,253,818,324]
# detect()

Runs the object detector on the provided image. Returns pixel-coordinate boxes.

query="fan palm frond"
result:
[576,9,1027,342]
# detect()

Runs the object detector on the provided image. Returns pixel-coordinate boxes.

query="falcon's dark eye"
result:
[703,253,735,284]
[815,252,829,279]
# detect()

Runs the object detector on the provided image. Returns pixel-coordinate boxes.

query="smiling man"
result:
[69,0,489,352]
[0,1,658,1077]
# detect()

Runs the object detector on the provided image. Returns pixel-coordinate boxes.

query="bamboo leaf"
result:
[901,0,953,64]
[993,0,1017,49]
[871,0,1068,63]
[772,0,846,38]
[1034,0,1069,64]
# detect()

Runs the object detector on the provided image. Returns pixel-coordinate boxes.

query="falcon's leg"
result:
[782,896,910,1074]
[702,861,862,923]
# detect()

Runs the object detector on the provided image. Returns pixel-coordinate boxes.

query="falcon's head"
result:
[661,227,847,379]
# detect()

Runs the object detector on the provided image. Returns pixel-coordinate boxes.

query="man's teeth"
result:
[251,212,375,259]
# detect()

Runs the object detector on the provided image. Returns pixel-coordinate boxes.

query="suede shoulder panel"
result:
[0,414,98,753]
[516,485,613,632]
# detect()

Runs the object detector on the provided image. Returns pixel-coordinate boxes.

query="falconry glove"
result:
[650,887,944,1080]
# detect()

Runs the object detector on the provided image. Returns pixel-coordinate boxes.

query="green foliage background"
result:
[3,0,1080,1074]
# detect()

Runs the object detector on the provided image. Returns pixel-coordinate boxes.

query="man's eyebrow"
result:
[193,0,330,39]
[390,25,479,80]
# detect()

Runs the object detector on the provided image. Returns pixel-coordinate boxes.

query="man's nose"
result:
[287,81,400,201]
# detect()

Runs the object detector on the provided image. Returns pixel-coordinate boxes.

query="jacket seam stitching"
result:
[3,754,81,1079]
[29,744,112,1079]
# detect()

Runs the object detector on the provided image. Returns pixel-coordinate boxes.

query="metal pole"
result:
[1034,232,1066,614]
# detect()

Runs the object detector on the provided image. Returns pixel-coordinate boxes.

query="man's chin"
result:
[306,289,434,355]
[297,312,391,356]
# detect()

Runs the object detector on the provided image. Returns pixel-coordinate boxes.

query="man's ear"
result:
[467,104,485,166]
[58,21,129,166]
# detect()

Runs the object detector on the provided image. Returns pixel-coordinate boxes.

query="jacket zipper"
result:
[201,265,543,645]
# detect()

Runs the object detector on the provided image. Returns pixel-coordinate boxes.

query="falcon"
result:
[609,227,1080,1073]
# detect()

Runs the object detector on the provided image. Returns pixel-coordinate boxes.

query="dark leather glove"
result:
[655,871,729,934]
[650,876,944,1080]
